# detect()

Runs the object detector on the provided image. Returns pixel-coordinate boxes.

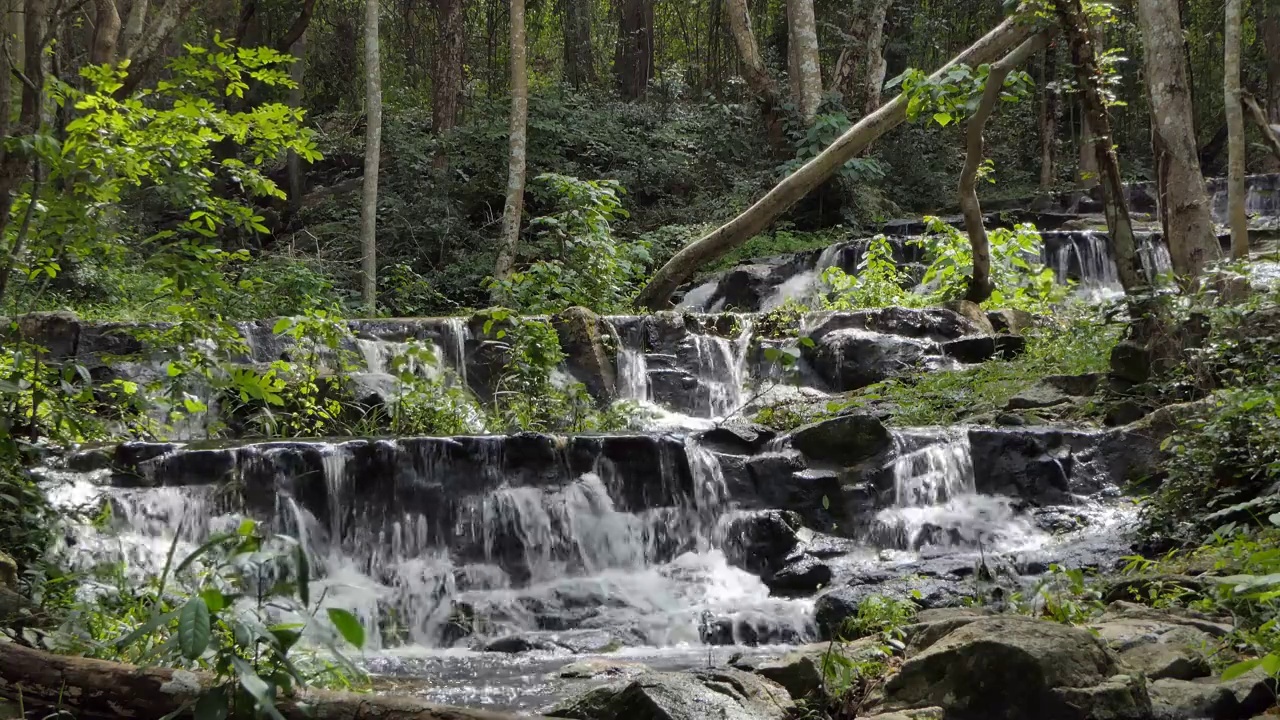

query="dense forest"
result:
[1,0,1280,719]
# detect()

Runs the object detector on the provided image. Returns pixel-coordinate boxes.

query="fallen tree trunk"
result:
[635,8,1040,309]
[959,31,1053,302]
[0,642,530,720]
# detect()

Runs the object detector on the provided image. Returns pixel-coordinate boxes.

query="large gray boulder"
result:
[881,615,1152,720]
[548,668,793,720]
[806,328,935,391]
[553,306,618,403]
[1148,667,1278,720]
[786,413,893,468]
[1090,602,1226,682]
[753,638,888,700]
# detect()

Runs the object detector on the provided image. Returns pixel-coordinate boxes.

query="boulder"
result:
[1110,341,1152,384]
[987,308,1036,335]
[553,306,618,403]
[814,582,955,641]
[755,639,888,700]
[967,427,1099,503]
[1005,382,1074,411]
[719,510,805,579]
[882,615,1151,720]
[785,414,893,468]
[764,555,832,597]
[0,552,16,589]
[549,668,793,720]
[902,608,995,655]
[1148,667,1278,720]
[9,311,81,359]
[1045,373,1105,397]
[943,301,995,335]
[557,659,649,680]
[807,328,934,391]
[855,709,944,720]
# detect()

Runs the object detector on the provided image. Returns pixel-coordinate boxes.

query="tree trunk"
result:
[433,0,466,138]
[1075,22,1104,188]
[1262,0,1280,171]
[491,0,528,300]
[119,0,148,59]
[1225,0,1249,260]
[562,0,595,87]
[287,30,308,210]
[20,0,46,125]
[0,0,13,139]
[1244,93,1280,163]
[830,0,892,120]
[615,0,653,100]
[1137,0,1219,277]
[1038,45,1058,190]
[1054,0,1144,293]
[636,12,1038,310]
[0,642,529,720]
[785,0,821,122]
[360,0,382,314]
[961,33,1053,303]
[724,0,785,147]
[90,0,121,65]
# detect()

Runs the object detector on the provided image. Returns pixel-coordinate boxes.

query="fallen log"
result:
[634,5,1041,310]
[0,642,532,720]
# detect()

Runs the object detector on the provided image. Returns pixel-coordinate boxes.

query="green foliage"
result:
[890,63,1035,128]
[780,109,887,185]
[487,174,648,314]
[820,235,919,311]
[838,595,918,642]
[57,519,367,716]
[913,218,1069,313]
[1016,564,1106,625]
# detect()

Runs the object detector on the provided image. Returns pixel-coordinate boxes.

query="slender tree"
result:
[491,0,529,299]
[960,33,1053,302]
[287,31,308,209]
[830,0,893,121]
[1054,0,1143,292]
[433,0,466,135]
[562,0,595,87]
[1263,0,1280,170]
[1136,0,1219,276]
[615,0,654,99]
[1038,46,1058,189]
[1225,0,1249,260]
[725,0,785,147]
[785,0,821,123]
[360,0,383,314]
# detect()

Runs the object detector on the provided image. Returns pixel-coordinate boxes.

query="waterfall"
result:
[690,318,754,419]
[677,281,720,311]
[441,317,470,389]
[1047,231,1121,292]
[762,244,844,310]
[617,347,650,402]
[1137,238,1173,283]
[869,430,1042,553]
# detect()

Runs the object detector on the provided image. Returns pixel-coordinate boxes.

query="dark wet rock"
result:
[553,306,618,403]
[968,427,1105,502]
[942,335,1026,363]
[483,634,564,653]
[696,425,776,456]
[807,328,934,391]
[1106,400,1151,427]
[719,510,805,579]
[805,308,978,344]
[815,577,972,640]
[549,668,794,720]
[9,311,81,359]
[785,414,893,468]
[764,555,832,597]
[881,615,1151,720]
[1110,341,1153,384]
[699,614,809,647]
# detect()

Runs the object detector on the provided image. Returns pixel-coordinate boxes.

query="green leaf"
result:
[231,657,285,720]
[238,518,256,536]
[1262,653,1280,677]
[178,597,211,660]
[295,544,310,607]
[193,687,229,720]
[326,608,365,648]
[199,589,226,613]
[932,112,953,126]
[114,608,178,648]
[1222,657,1263,681]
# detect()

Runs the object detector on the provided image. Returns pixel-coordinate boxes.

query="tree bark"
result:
[1225,0,1249,260]
[1263,0,1280,171]
[119,0,203,94]
[360,0,382,314]
[830,0,892,120]
[1136,0,1219,277]
[119,0,148,59]
[20,0,46,125]
[1038,45,1058,190]
[275,0,317,53]
[961,33,1053,303]
[724,0,785,147]
[615,0,653,100]
[0,642,531,720]
[491,0,528,300]
[785,0,821,122]
[90,0,121,65]
[1054,0,1144,292]
[562,0,595,87]
[433,0,466,135]
[1244,93,1280,163]
[1075,22,1105,188]
[636,12,1039,309]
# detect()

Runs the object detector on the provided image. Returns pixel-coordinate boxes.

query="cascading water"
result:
[1046,231,1123,299]
[689,317,755,419]
[761,244,844,311]
[869,429,1042,553]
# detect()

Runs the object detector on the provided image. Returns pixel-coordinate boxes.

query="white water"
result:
[689,317,755,420]
[762,244,844,311]
[870,430,1043,553]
